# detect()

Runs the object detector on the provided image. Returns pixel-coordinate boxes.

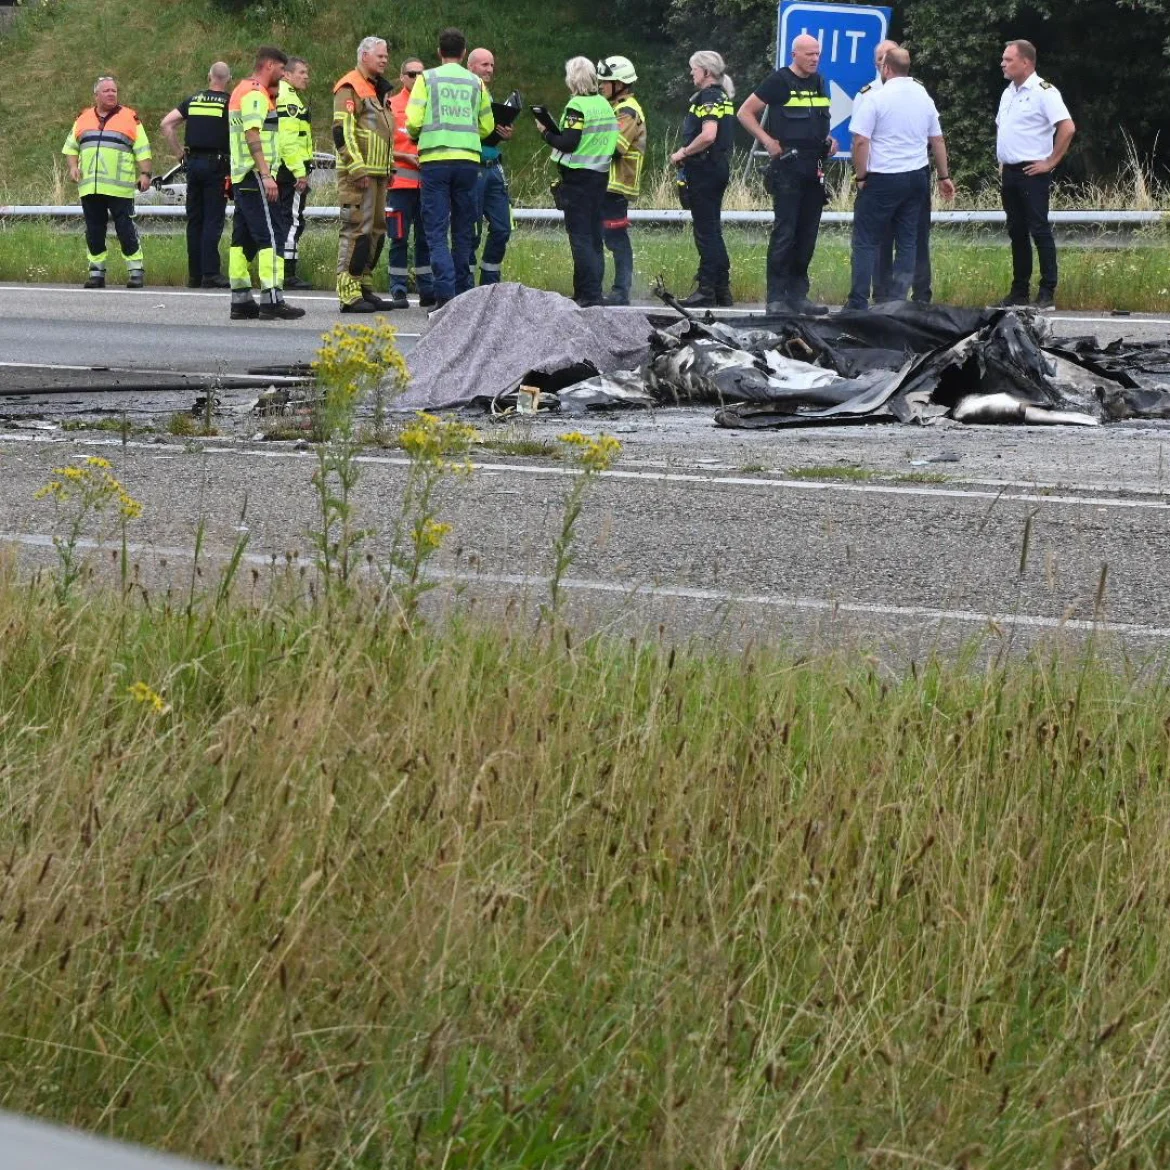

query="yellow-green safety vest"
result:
[405,62,493,164]
[551,93,619,173]
[276,78,313,179]
[229,79,279,184]
[62,105,151,198]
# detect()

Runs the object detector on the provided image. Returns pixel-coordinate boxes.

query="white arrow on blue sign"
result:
[775,0,893,157]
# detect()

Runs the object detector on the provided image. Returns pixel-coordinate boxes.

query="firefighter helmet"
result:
[597,55,638,85]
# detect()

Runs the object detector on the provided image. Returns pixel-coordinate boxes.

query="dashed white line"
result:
[3,431,1170,512]
[2,530,1162,638]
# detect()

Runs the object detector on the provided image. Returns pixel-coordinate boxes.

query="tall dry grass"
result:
[3,549,1170,1168]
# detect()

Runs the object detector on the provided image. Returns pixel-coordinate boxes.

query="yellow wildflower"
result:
[128,681,169,714]
[558,432,622,472]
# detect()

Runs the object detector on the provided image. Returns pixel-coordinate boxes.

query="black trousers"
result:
[81,194,141,263]
[765,154,825,304]
[685,159,730,291]
[558,166,607,307]
[1001,165,1057,295]
[185,153,228,281]
[873,165,932,302]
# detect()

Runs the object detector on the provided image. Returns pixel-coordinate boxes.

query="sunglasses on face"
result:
[404,70,421,78]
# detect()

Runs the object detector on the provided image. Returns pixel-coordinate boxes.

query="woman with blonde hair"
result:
[536,56,619,306]
[670,50,736,307]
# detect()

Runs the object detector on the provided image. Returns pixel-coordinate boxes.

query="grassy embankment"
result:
[0,0,676,206]
[4,220,1170,311]
[3,529,1170,1169]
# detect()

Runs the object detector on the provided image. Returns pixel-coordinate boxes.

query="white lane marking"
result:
[2,529,1165,638]
[1050,315,1170,327]
[3,431,1170,512]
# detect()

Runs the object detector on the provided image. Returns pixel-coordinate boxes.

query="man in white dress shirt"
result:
[995,39,1075,310]
[845,47,955,310]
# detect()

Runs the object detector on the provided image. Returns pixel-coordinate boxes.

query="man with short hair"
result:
[738,34,835,315]
[846,47,955,310]
[227,45,305,320]
[332,36,397,312]
[276,56,314,289]
[467,46,514,287]
[406,27,494,310]
[161,61,232,288]
[855,40,939,303]
[63,76,152,289]
[386,57,434,308]
[995,39,1075,310]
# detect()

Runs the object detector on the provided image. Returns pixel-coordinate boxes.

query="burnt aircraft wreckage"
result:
[399,284,1170,426]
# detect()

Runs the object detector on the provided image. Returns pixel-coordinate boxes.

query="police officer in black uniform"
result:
[669,50,736,308]
[738,34,835,314]
[161,62,233,288]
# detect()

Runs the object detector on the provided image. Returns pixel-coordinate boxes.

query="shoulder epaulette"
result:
[858,83,872,94]
[913,77,924,86]
[1039,80,1053,89]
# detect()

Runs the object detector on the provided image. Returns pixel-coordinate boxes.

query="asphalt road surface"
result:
[4,282,1170,659]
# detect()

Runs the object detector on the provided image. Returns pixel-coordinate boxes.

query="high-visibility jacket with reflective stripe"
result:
[62,105,151,198]
[389,86,419,189]
[276,79,313,178]
[229,79,279,183]
[608,93,646,196]
[551,94,619,172]
[405,62,493,163]
[332,69,395,179]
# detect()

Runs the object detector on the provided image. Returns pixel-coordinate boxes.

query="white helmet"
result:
[597,55,637,85]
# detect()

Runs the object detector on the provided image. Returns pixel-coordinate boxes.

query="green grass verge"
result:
[2,557,1170,1168]
[4,221,1170,311]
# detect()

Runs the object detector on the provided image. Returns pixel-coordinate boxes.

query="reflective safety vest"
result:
[405,62,493,164]
[276,78,313,179]
[62,105,151,198]
[389,86,419,189]
[229,79,279,183]
[608,92,646,197]
[551,93,619,173]
[331,68,395,179]
[770,68,831,148]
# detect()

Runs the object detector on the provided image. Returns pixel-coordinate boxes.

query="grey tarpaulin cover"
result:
[393,283,653,411]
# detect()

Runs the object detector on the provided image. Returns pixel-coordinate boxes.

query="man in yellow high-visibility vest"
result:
[405,27,494,310]
[227,45,305,320]
[62,76,152,289]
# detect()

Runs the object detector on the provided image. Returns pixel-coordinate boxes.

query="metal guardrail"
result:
[0,205,1165,226]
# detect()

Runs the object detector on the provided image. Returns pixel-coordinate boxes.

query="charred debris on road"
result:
[400,283,1170,429]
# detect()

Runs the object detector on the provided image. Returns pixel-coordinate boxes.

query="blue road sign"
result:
[776,1,892,156]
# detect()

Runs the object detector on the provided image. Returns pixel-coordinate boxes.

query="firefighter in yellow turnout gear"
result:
[333,36,397,312]
[227,45,305,320]
[597,55,646,305]
[62,76,152,289]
